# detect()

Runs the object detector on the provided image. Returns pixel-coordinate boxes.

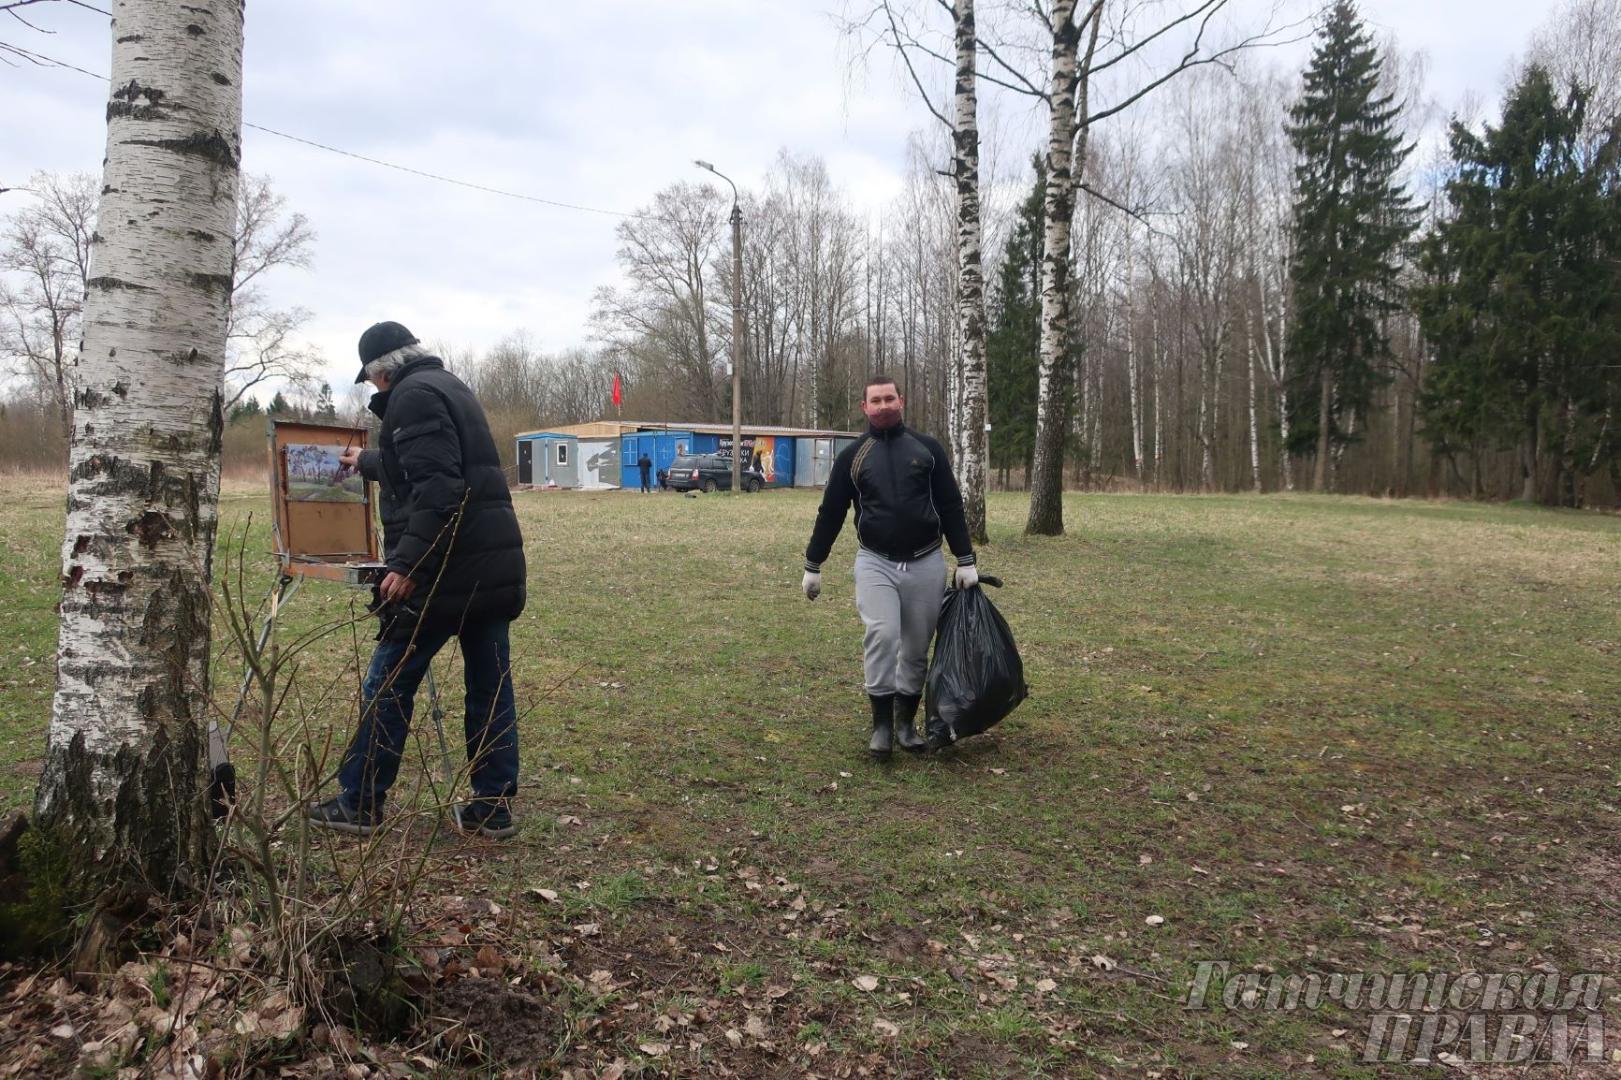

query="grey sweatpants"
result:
[853,547,946,697]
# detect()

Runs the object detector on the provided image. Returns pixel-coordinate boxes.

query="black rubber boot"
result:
[868,694,895,759]
[892,694,927,753]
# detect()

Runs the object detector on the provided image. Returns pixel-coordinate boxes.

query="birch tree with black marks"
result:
[1018,0,1303,533]
[843,0,991,544]
[950,0,990,543]
[34,0,244,920]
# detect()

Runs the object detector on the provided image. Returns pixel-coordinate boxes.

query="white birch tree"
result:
[34,0,244,914]
[951,0,990,543]
[1022,0,1301,532]
[844,0,991,543]
[1025,0,1092,534]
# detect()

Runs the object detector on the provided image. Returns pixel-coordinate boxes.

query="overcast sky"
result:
[4,0,1553,398]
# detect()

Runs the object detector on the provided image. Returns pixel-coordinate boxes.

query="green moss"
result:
[0,824,86,959]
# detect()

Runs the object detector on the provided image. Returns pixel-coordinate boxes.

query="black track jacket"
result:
[803,422,975,572]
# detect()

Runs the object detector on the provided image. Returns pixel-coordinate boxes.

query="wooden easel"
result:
[207,421,453,823]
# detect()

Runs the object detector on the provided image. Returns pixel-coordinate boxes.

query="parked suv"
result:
[666,453,764,493]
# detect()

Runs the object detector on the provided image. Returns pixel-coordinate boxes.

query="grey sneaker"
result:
[307,796,381,836]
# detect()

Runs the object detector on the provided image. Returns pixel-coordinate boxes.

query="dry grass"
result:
[0,488,1618,1076]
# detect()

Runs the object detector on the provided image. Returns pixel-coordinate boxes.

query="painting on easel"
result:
[268,420,384,585]
[284,443,366,503]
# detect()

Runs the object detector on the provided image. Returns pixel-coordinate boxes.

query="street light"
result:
[695,158,744,496]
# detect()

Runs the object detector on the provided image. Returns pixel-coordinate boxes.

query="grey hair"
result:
[363,342,428,384]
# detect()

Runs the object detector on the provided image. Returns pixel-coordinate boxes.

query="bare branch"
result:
[1078,181,1170,236]
[973,32,1046,97]
[6,6,51,32]
[1088,0,1225,77]
[881,0,953,129]
[0,0,110,16]
[1085,8,1313,128]
[899,24,1048,98]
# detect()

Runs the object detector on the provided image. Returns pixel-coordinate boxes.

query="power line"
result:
[241,122,647,220]
[3,40,661,222]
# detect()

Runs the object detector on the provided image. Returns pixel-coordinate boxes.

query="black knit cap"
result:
[355,320,420,383]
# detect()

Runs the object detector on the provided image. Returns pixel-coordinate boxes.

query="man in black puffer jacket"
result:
[308,320,526,839]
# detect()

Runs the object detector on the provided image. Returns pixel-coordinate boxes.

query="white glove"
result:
[802,570,822,600]
[953,563,979,590]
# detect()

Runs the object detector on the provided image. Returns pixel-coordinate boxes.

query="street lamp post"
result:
[695,159,744,496]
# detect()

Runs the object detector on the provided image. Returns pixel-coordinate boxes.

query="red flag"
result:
[611,371,623,408]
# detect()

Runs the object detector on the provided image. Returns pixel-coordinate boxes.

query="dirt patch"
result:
[421,977,561,1066]
[804,855,872,892]
[872,921,937,966]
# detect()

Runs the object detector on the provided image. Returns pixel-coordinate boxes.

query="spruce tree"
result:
[986,161,1045,486]
[1285,0,1416,490]
[1417,66,1621,504]
[315,381,337,421]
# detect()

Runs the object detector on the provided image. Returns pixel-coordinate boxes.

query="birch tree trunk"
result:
[1258,252,1293,490]
[952,0,989,544]
[1197,349,1212,490]
[34,0,244,902]
[1313,367,1332,491]
[1127,302,1143,484]
[1087,359,1102,484]
[1209,329,1224,490]
[1244,306,1257,486]
[1025,0,1086,535]
[1151,301,1164,487]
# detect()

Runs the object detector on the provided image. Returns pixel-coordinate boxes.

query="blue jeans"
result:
[337,619,519,812]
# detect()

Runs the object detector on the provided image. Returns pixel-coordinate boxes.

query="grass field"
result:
[0,481,1618,1077]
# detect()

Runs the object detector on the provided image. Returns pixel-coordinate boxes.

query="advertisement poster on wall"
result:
[718,435,776,483]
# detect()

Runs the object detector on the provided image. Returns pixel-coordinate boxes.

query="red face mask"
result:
[866,407,902,429]
[863,385,904,429]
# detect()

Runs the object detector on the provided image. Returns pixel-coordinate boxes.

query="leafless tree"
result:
[1530,0,1621,161]
[224,173,319,411]
[592,182,727,420]
[1015,0,1305,533]
[0,171,96,439]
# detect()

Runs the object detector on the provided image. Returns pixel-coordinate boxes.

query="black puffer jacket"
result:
[804,422,975,570]
[356,355,526,639]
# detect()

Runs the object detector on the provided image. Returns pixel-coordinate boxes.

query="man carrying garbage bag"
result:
[801,375,979,759]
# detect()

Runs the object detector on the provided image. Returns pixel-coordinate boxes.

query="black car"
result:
[666,453,764,493]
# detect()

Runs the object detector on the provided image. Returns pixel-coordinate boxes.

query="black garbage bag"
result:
[924,575,1028,746]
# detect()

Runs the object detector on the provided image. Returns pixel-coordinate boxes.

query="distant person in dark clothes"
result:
[311,320,526,840]
[801,374,979,759]
[638,453,654,493]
